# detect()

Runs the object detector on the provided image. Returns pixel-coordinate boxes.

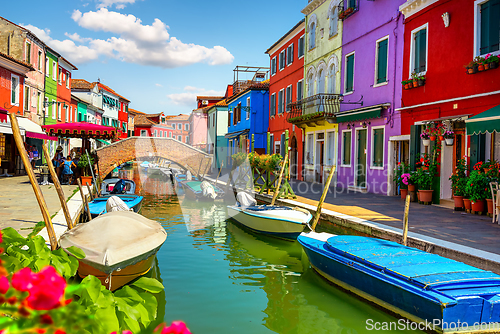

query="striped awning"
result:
[465,105,500,135]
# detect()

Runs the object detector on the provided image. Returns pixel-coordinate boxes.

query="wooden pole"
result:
[86,183,93,200]
[215,161,223,184]
[311,166,337,231]
[270,151,289,206]
[42,144,73,229]
[77,178,92,221]
[402,194,411,246]
[8,114,58,249]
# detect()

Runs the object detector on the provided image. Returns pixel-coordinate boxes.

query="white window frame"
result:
[58,67,62,85]
[246,97,250,119]
[474,0,500,57]
[270,93,276,117]
[178,123,182,131]
[278,89,284,114]
[269,134,274,154]
[185,123,189,131]
[11,74,20,106]
[57,104,62,121]
[24,86,30,111]
[287,43,294,66]
[37,51,42,71]
[65,105,69,122]
[271,56,277,75]
[341,129,352,167]
[178,135,182,141]
[52,101,56,120]
[354,128,369,183]
[374,35,390,88]
[409,23,428,79]
[45,58,49,77]
[344,51,355,95]
[326,129,336,166]
[154,130,157,137]
[285,84,292,112]
[305,133,314,165]
[172,123,176,130]
[309,22,316,50]
[298,35,305,59]
[370,125,385,170]
[66,73,70,89]
[52,62,56,80]
[140,130,147,137]
[329,3,339,38]
[279,50,286,70]
[25,41,31,64]
[44,97,48,117]
[297,79,303,101]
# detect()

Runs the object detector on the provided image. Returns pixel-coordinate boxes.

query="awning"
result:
[225,129,249,139]
[17,117,58,140]
[43,122,118,139]
[336,103,389,123]
[465,105,500,135]
[97,139,110,145]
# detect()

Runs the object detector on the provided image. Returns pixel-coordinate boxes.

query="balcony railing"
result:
[338,0,358,21]
[286,94,343,124]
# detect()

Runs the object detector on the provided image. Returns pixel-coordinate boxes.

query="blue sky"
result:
[3,0,304,115]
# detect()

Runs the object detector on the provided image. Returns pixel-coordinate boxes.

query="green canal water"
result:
[123,167,424,333]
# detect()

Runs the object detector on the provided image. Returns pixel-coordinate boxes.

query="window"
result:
[287,43,294,65]
[52,102,56,120]
[169,132,172,138]
[271,57,277,75]
[307,71,314,97]
[58,68,62,85]
[37,92,42,115]
[269,134,274,154]
[52,62,56,80]
[57,104,61,120]
[345,52,355,93]
[66,73,70,89]
[326,131,335,165]
[477,0,500,55]
[65,106,69,122]
[185,123,189,131]
[342,130,352,165]
[11,75,19,105]
[372,127,384,168]
[327,64,336,93]
[24,86,30,111]
[329,6,338,37]
[26,42,31,64]
[178,123,182,130]
[270,93,276,117]
[279,50,286,70]
[70,106,72,122]
[38,51,42,70]
[178,135,182,141]
[246,97,250,119]
[286,85,292,112]
[44,97,48,117]
[309,22,316,50]
[411,24,427,75]
[375,37,389,85]
[154,130,157,137]
[172,123,176,130]
[297,80,303,101]
[278,89,284,114]
[298,35,305,58]
[306,133,314,164]
[141,130,147,137]
[45,58,49,77]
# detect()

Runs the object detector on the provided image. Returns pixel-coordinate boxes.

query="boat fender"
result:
[236,191,257,207]
[106,196,131,213]
[201,181,217,199]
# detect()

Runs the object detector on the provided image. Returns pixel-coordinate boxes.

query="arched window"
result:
[329,6,338,37]
[317,69,325,94]
[309,22,316,50]
[307,72,315,97]
[328,64,336,94]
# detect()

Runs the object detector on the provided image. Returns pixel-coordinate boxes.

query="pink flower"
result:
[0,231,2,244]
[0,276,9,294]
[161,321,192,334]
[122,331,133,334]
[11,267,36,292]
[26,266,66,310]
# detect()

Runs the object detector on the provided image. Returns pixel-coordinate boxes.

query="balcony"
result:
[338,0,358,21]
[286,94,342,128]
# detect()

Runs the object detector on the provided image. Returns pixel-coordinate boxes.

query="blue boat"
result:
[87,194,144,218]
[182,180,225,201]
[298,232,500,333]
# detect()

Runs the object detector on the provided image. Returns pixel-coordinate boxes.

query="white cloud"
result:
[96,0,139,9]
[155,83,163,87]
[167,87,224,106]
[64,32,92,43]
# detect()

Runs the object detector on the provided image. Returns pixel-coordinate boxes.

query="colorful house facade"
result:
[189,95,223,151]
[288,0,343,183]
[398,0,500,202]
[266,19,305,180]
[56,57,77,124]
[336,0,405,195]
[71,79,104,124]
[163,114,190,143]
[207,99,229,171]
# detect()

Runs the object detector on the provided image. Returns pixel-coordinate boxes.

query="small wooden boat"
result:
[227,193,312,240]
[182,180,225,201]
[88,194,143,218]
[60,211,167,291]
[100,178,136,196]
[298,232,500,333]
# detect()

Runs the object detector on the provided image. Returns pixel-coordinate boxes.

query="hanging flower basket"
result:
[429,135,436,141]
[445,138,454,146]
[422,139,430,146]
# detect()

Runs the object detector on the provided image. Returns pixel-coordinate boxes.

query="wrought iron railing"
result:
[338,0,358,20]
[286,94,343,123]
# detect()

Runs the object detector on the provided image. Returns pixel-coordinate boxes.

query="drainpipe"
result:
[389,11,402,129]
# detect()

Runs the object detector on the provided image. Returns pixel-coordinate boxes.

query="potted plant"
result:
[449,158,467,210]
[411,72,419,88]
[420,132,430,146]
[394,162,410,199]
[465,59,478,74]
[443,130,454,146]
[401,80,411,90]
[485,53,499,69]
[417,74,426,87]
[475,56,486,71]
[483,160,500,215]
[417,154,431,171]
[77,152,94,186]
[414,168,434,203]
[465,167,490,213]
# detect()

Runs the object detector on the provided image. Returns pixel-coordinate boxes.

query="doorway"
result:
[356,129,367,188]
[290,136,298,179]
[315,132,325,183]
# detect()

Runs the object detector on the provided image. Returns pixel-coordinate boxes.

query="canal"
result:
[119,166,424,333]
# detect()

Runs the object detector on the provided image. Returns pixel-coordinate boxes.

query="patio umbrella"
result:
[42,122,119,139]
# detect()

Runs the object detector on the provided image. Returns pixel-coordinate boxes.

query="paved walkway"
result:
[0,175,78,237]
[211,169,500,256]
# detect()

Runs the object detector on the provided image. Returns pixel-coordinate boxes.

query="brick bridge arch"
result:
[96,137,212,179]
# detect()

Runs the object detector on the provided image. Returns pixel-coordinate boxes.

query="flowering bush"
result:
[393,162,410,189]
[420,132,430,140]
[485,53,499,63]
[231,152,247,167]
[249,153,282,172]
[401,173,412,187]
[449,158,467,197]
[443,130,454,139]
[466,168,490,203]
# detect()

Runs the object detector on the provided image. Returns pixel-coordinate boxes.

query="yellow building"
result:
[288,0,342,183]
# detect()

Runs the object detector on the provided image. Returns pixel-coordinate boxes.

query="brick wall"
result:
[96,137,213,178]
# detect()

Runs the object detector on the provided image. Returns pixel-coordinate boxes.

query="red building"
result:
[398,0,500,202]
[265,19,305,180]
[165,114,190,143]
[56,57,77,124]
[133,111,174,138]
[118,97,130,139]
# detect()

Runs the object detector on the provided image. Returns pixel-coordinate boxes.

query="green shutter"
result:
[469,134,486,171]
[414,30,426,73]
[343,132,351,164]
[409,125,421,171]
[376,39,388,84]
[346,54,354,93]
[373,128,383,167]
[481,0,500,54]
[348,0,356,8]
[271,94,276,116]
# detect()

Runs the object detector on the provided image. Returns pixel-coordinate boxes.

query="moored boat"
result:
[87,194,143,218]
[100,178,136,195]
[60,211,167,291]
[182,180,225,201]
[227,193,313,240]
[298,232,500,333]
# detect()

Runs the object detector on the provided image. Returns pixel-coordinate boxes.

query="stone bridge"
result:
[96,137,212,179]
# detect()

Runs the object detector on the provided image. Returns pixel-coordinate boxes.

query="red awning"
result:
[42,122,119,139]
[0,107,7,123]
[26,131,58,141]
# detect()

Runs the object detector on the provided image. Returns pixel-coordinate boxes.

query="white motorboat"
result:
[227,192,312,240]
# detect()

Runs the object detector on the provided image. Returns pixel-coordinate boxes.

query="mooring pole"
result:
[42,144,73,229]
[77,178,92,221]
[270,151,289,206]
[403,194,411,246]
[311,166,337,231]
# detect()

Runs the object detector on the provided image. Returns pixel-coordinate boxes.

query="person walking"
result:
[62,155,76,185]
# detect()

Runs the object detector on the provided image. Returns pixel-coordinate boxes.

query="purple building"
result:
[336,0,405,195]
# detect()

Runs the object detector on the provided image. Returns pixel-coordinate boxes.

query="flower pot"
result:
[453,195,464,209]
[487,198,494,215]
[408,184,416,192]
[400,188,408,199]
[422,139,430,146]
[471,200,485,213]
[421,166,429,171]
[418,79,425,86]
[490,61,498,69]
[430,135,436,141]
[419,189,433,203]
[463,198,471,210]
[81,176,92,186]
[445,138,454,146]
[478,64,485,71]
[413,80,418,88]
[485,63,490,70]
[438,135,444,141]
[467,67,475,74]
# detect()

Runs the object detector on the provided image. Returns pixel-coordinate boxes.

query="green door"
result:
[356,129,367,187]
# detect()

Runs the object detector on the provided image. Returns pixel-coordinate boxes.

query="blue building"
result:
[225,80,269,167]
